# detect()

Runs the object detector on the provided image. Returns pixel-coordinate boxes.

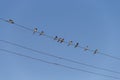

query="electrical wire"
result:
[0,48,120,80]
[0,18,120,61]
[0,40,120,74]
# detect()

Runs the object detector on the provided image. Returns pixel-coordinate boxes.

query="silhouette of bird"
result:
[75,42,79,48]
[33,28,38,34]
[40,31,44,35]
[68,41,73,46]
[8,19,14,24]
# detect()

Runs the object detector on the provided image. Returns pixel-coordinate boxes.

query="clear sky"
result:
[0,0,120,80]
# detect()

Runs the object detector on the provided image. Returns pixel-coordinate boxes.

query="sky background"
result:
[0,0,120,80]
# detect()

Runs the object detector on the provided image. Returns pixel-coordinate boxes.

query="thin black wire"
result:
[0,18,120,61]
[0,40,120,75]
[99,52,120,60]
[14,23,33,31]
[0,48,120,80]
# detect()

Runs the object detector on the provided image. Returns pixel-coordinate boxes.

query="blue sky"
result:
[0,0,120,80]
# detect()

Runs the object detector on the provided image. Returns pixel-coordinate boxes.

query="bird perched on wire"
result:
[57,38,62,42]
[39,31,44,35]
[60,38,64,43]
[68,41,73,46]
[54,36,58,40]
[74,42,79,48]
[84,46,89,51]
[33,28,38,34]
[8,19,14,24]
[93,49,98,54]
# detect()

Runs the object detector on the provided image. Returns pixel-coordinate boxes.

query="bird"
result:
[39,31,44,35]
[54,36,58,40]
[93,49,98,54]
[33,28,38,34]
[84,46,89,51]
[60,38,64,43]
[68,41,73,46]
[57,38,62,42]
[75,42,79,48]
[8,19,14,24]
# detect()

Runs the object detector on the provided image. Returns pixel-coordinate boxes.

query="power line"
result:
[0,18,94,48]
[0,48,120,80]
[0,18,120,60]
[0,40,120,74]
